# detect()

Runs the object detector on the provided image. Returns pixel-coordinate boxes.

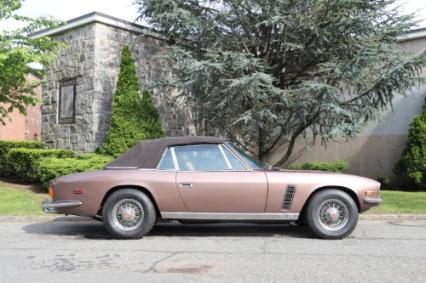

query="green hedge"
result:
[0,141,43,176]
[7,148,75,182]
[288,160,349,173]
[38,153,114,187]
[0,141,114,187]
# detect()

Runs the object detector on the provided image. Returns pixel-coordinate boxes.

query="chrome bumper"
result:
[42,200,83,213]
[364,197,383,206]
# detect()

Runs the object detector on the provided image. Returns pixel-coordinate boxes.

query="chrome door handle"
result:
[179,183,193,188]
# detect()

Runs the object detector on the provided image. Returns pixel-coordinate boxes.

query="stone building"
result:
[33,12,426,178]
[32,12,194,152]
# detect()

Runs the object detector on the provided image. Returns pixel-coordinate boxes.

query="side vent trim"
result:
[282,185,296,210]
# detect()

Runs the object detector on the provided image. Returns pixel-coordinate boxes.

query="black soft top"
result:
[105,136,226,169]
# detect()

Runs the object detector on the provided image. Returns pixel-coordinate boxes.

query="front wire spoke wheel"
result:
[317,199,349,231]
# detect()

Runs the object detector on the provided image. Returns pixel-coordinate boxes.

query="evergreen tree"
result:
[395,107,426,187]
[98,46,164,157]
[136,0,426,165]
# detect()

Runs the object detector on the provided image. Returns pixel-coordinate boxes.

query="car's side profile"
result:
[42,136,382,239]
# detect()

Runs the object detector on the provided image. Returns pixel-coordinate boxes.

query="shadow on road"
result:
[22,218,312,239]
[150,222,311,238]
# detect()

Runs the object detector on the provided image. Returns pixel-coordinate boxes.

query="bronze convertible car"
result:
[42,136,382,239]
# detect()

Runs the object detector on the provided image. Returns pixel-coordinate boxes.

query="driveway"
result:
[0,218,425,282]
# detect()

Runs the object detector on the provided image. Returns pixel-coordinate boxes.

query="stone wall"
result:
[42,22,195,152]
[42,24,97,151]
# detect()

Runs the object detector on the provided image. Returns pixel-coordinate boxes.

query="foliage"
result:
[0,140,43,157]
[0,187,44,216]
[6,148,74,182]
[288,160,349,173]
[0,142,113,187]
[377,175,393,189]
[136,0,426,165]
[0,140,43,176]
[38,153,114,187]
[0,0,60,124]
[97,46,164,157]
[394,109,426,187]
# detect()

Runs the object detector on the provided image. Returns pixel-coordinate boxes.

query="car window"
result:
[174,144,230,171]
[158,148,175,170]
[222,145,247,170]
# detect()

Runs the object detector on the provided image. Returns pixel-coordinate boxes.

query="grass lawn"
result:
[368,190,426,214]
[0,186,46,216]
[0,183,425,215]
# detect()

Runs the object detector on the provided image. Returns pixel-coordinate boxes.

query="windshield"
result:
[226,142,269,170]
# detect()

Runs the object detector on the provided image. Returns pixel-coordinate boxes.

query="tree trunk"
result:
[273,135,297,167]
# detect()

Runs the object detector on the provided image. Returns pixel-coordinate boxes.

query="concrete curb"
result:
[1,214,426,222]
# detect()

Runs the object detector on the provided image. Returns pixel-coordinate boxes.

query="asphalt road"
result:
[0,218,425,283]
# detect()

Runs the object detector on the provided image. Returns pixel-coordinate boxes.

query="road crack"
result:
[143,252,178,273]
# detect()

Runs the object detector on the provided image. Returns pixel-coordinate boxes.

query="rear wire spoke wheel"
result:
[112,199,144,231]
[306,189,358,239]
[102,189,156,239]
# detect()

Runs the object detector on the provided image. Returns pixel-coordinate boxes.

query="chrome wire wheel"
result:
[317,199,349,231]
[111,199,144,231]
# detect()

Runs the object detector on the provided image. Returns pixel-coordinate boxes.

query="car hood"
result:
[265,168,380,189]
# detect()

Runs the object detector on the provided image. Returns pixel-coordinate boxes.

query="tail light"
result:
[48,187,55,198]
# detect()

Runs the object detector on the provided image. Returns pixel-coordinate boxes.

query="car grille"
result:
[281,185,296,210]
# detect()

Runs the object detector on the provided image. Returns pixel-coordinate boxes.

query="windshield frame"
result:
[224,142,270,170]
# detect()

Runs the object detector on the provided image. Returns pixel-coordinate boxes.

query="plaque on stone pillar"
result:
[58,79,76,124]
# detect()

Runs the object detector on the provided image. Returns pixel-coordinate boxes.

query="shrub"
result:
[7,148,75,182]
[377,176,392,189]
[97,46,164,157]
[288,160,349,173]
[38,153,114,187]
[0,140,43,156]
[394,110,426,187]
[0,141,43,176]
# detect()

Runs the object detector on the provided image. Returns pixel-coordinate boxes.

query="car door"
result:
[174,144,268,213]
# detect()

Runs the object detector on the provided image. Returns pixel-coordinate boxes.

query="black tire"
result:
[305,189,358,239]
[102,189,156,239]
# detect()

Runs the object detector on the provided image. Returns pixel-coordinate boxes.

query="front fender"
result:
[265,171,380,213]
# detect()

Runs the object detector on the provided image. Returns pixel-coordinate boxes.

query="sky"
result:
[0,0,138,30]
[0,0,426,31]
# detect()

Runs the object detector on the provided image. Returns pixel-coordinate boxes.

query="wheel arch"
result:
[98,185,161,218]
[300,186,360,218]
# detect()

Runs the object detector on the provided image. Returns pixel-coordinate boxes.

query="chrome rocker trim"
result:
[42,200,83,213]
[161,212,300,221]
